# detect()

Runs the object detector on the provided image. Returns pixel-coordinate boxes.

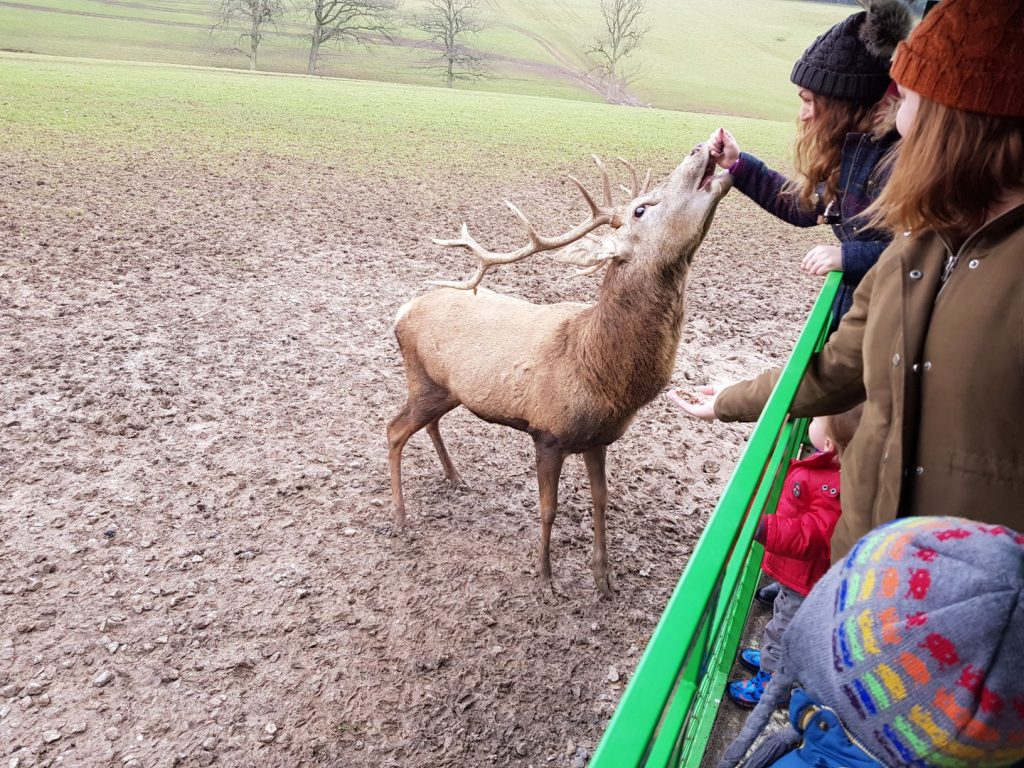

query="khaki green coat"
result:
[716,204,1024,559]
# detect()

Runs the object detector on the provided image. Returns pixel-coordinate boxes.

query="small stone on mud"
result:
[515,742,528,756]
[43,730,61,743]
[342,528,356,537]
[70,723,86,734]
[1,684,17,698]
[25,682,43,696]
[93,670,114,687]
[104,727,120,740]
[607,666,620,683]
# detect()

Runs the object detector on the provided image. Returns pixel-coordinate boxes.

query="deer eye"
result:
[633,205,646,218]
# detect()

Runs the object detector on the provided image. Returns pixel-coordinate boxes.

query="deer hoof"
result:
[594,571,614,600]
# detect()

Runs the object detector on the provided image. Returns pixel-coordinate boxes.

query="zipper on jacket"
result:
[797,701,889,766]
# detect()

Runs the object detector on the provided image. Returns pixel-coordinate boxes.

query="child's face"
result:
[895,85,921,138]
[808,416,830,453]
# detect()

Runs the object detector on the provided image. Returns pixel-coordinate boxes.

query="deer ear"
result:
[551,234,627,268]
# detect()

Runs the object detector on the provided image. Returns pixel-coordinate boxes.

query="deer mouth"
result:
[698,155,717,192]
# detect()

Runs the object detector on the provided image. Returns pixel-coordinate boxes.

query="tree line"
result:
[214,0,649,100]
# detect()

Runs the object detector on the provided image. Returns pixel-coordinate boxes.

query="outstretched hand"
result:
[801,245,843,276]
[665,384,728,421]
[707,128,740,170]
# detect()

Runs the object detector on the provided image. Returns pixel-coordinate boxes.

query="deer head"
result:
[429,144,731,291]
[565,143,733,279]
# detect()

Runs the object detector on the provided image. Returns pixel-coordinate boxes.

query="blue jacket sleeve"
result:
[841,237,891,283]
[731,152,820,228]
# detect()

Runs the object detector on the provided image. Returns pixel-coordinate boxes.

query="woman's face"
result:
[896,85,921,137]
[798,88,816,123]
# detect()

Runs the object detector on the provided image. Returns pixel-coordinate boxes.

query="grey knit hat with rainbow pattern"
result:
[720,517,1024,768]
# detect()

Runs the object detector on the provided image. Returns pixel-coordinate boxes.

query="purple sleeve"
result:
[730,152,820,228]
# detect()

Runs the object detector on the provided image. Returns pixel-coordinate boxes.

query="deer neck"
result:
[569,257,690,412]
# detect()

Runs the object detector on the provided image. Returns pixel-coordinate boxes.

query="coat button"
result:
[909,269,922,280]
[915,466,924,476]
[892,354,901,366]
[912,363,920,372]
[923,361,932,371]
[969,259,980,269]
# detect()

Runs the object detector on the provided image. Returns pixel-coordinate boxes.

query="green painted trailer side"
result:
[589,272,842,768]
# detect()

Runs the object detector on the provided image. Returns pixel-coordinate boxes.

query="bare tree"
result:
[214,0,284,71]
[305,0,399,76]
[414,0,488,87]
[588,0,648,101]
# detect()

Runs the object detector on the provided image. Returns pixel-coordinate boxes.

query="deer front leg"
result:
[534,443,565,587]
[583,446,612,599]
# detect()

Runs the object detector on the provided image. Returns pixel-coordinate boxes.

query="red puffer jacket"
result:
[756,449,842,596]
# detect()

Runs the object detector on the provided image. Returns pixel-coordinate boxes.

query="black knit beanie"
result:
[791,0,912,103]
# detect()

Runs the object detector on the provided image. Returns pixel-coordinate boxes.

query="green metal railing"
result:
[589,272,842,768]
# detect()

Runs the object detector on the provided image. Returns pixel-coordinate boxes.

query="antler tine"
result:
[590,154,614,208]
[567,174,602,219]
[574,261,610,277]
[615,156,640,198]
[504,199,544,248]
[641,168,653,195]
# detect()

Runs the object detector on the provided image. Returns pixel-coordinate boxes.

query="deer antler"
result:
[615,156,653,199]
[429,156,623,292]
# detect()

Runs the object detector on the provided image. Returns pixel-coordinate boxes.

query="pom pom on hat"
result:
[791,0,912,103]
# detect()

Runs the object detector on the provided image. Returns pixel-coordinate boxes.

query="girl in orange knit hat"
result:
[673,0,1024,564]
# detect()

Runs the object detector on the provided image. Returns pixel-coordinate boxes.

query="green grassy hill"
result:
[0,0,855,120]
[0,52,796,170]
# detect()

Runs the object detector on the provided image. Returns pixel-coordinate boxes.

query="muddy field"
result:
[0,147,823,767]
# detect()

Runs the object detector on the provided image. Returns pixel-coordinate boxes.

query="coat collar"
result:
[793,448,839,470]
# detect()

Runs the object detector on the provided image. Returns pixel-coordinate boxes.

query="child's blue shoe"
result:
[737,647,761,672]
[726,669,772,709]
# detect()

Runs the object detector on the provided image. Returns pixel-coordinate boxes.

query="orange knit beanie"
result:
[890,0,1024,117]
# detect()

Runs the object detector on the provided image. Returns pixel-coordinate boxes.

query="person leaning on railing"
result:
[670,0,1024,561]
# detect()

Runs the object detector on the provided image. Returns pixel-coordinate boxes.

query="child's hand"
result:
[665,384,727,421]
[707,128,740,170]
[801,245,843,276]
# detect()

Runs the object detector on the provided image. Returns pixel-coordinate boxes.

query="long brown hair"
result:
[865,97,1024,241]
[784,94,881,211]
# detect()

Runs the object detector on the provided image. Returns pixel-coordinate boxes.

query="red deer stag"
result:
[388,144,731,597]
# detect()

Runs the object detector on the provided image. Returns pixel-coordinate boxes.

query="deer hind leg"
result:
[425,420,466,488]
[534,442,566,587]
[583,446,612,599]
[387,389,460,527]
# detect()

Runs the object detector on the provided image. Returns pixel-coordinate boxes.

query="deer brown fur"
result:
[388,144,731,597]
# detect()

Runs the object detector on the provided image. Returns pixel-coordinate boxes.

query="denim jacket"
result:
[730,130,898,328]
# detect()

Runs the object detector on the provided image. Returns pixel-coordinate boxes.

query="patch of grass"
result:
[1,0,855,120]
[0,54,796,177]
